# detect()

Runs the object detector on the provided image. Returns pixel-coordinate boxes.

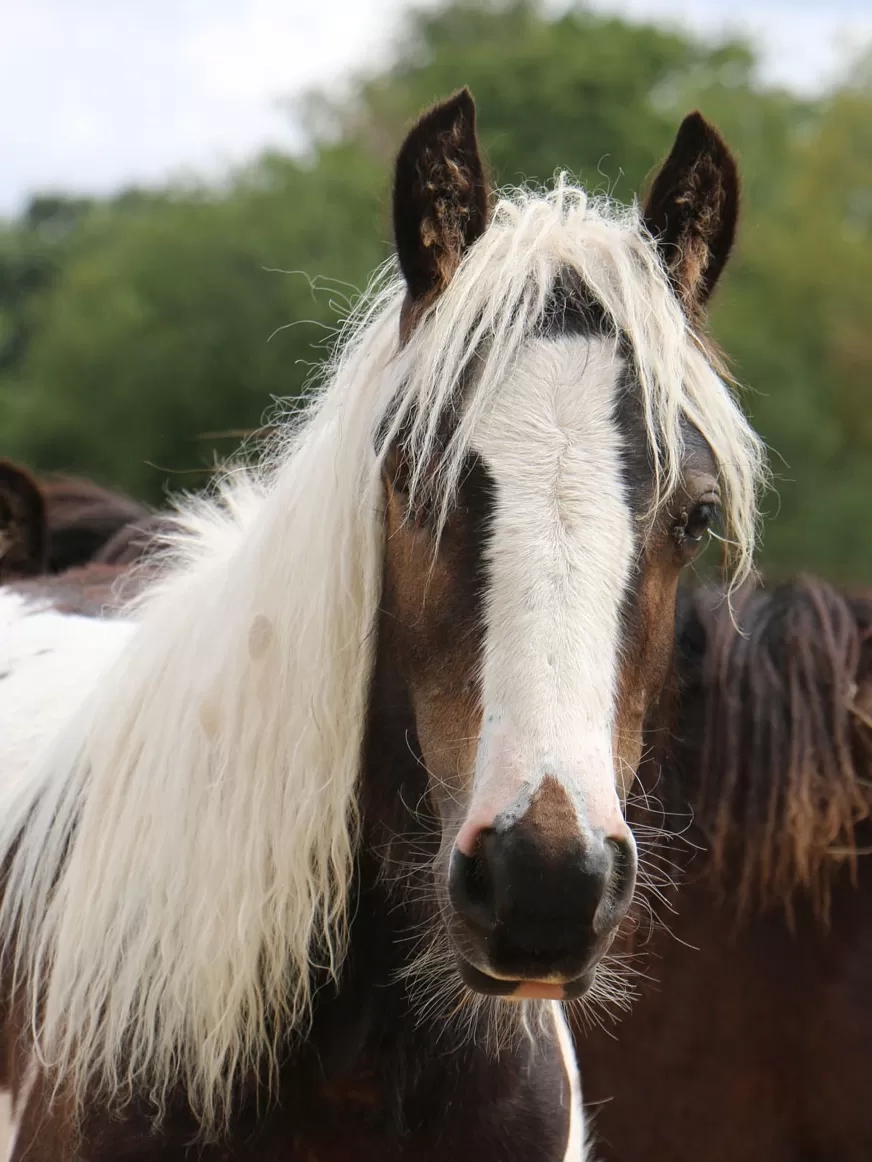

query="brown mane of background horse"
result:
[577,576,872,1162]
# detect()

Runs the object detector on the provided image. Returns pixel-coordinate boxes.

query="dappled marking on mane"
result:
[0,178,762,1129]
[688,577,872,919]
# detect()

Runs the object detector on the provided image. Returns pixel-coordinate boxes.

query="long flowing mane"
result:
[0,182,763,1126]
[679,577,872,918]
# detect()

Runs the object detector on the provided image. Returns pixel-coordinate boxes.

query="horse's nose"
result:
[449,794,636,982]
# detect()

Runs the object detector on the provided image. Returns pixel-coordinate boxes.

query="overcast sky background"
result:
[3,0,870,215]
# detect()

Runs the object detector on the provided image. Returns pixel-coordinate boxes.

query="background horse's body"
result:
[0,457,162,616]
[8,562,140,617]
[0,458,156,582]
[582,854,872,1162]
[0,461,48,581]
[40,474,151,573]
[577,578,872,1161]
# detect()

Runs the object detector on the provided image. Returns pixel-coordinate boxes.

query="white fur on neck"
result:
[552,1002,586,1161]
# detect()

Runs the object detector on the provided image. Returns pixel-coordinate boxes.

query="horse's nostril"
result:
[607,834,627,872]
[605,834,637,909]
[449,816,638,983]
[449,835,497,934]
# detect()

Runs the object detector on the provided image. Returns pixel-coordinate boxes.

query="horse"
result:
[25,509,177,615]
[0,457,154,576]
[0,90,762,1159]
[0,459,164,618]
[575,575,872,1162]
[6,560,146,619]
[92,509,175,567]
[0,460,48,581]
[38,472,152,572]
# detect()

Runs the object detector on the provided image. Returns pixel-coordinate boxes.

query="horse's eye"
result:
[673,501,719,548]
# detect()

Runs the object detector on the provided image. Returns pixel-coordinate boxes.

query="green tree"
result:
[2,0,870,582]
[710,53,872,577]
[2,148,386,499]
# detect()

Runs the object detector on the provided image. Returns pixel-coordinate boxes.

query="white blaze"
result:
[468,336,634,840]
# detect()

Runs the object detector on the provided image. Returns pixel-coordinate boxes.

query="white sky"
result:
[2,0,870,215]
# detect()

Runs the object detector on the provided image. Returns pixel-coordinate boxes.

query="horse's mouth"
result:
[455,954,594,1001]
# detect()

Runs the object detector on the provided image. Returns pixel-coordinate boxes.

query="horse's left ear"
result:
[0,460,48,578]
[643,112,740,317]
[393,88,490,305]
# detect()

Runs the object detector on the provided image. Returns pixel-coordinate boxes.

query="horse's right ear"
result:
[393,88,490,305]
[0,460,48,578]
[642,112,740,318]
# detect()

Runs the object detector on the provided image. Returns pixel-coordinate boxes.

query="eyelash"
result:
[672,501,720,548]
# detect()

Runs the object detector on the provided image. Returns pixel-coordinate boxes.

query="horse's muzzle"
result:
[447,806,637,991]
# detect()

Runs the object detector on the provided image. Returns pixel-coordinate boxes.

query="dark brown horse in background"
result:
[0,461,48,581]
[0,459,163,613]
[0,458,154,578]
[39,472,152,571]
[577,575,872,1162]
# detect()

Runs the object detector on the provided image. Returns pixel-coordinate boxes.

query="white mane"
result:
[0,179,764,1127]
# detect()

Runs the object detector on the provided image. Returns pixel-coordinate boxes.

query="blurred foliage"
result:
[0,0,870,578]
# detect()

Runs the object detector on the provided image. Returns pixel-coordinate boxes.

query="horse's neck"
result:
[300,627,437,1081]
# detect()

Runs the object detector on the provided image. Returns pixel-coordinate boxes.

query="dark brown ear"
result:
[0,460,48,579]
[643,112,740,317]
[393,88,489,304]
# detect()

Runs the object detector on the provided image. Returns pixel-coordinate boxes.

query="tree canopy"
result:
[1,0,870,578]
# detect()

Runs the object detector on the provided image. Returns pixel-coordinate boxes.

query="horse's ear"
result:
[642,112,739,317]
[0,460,48,578]
[393,88,490,304]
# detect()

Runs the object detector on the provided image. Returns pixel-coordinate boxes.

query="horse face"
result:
[382,91,740,1000]
[381,359,721,999]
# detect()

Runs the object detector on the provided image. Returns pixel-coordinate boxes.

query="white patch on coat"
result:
[0,590,134,795]
[0,1090,10,1161]
[552,1002,585,1161]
